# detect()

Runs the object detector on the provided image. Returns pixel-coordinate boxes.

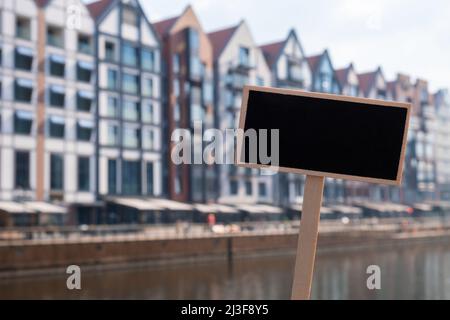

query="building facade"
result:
[260,29,311,207]
[154,6,215,204]
[87,0,163,223]
[208,20,272,205]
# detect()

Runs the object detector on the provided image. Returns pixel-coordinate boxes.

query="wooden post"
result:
[291,175,325,300]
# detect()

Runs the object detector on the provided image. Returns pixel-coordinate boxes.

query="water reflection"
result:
[1,241,450,299]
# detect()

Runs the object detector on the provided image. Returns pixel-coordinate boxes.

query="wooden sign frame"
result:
[235,85,411,300]
[236,85,412,186]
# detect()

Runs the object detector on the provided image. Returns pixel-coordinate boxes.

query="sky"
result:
[89,0,450,92]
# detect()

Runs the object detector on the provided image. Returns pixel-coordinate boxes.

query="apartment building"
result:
[154,6,216,204]
[88,0,163,219]
[260,29,311,207]
[434,89,450,201]
[208,20,272,204]
[0,0,97,226]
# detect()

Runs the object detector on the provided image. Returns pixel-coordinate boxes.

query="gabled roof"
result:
[335,65,350,88]
[260,41,284,68]
[306,53,322,72]
[207,24,239,61]
[153,16,179,39]
[357,69,379,97]
[87,0,115,19]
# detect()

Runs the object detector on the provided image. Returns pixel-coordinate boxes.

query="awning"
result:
[15,110,34,120]
[49,115,65,125]
[236,204,283,214]
[50,85,65,94]
[330,205,363,215]
[413,203,433,212]
[78,90,94,99]
[16,78,33,88]
[0,202,34,214]
[152,199,193,211]
[78,61,94,70]
[16,46,34,57]
[50,54,65,64]
[109,198,164,211]
[78,119,94,128]
[194,204,238,214]
[24,202,67,214]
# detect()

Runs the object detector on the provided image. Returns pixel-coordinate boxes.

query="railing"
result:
[2,216,450,246]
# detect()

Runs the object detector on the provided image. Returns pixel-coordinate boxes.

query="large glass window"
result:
[107,96,119,117]
[77,91,93,112]
[77,157,90,192]
[14,78,33,103]
[245,181,252,195]
[258,182,267,197]
[108,159,117,195]
[47,25,64,48]
[123,43,138,67]
[14,110,33,135]
[123,100,139,121]
[142,102,153,123]
[48,116,65,138]
[105,41,116,61]
[239,46,250,67]
[49,55,65,77]
[230,180,238,195]
[15,47,33,71]
[76,120,93,141]
[78,34,92,55]
[122,161,141,195]
[142,49,155,71]
[107,69,118,90]
[123,126,140,148]
[142,78,153,97]
[15,151,30,190]
[146,162,154,195]
[49,85,65,108]
[77,61,93,83]
[123,73,139,94]
[107,124,119,146]
[16,16,31,40]
[50,154,64,191]
[142,128,154,150]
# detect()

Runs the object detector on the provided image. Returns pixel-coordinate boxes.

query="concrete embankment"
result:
[2,227,450,276]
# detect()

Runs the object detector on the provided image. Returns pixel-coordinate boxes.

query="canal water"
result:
[1,240,450,299]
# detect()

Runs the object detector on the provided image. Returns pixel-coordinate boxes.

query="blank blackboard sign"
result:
[237,86,411,185]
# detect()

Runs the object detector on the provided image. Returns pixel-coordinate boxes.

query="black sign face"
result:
[237,86,411,185]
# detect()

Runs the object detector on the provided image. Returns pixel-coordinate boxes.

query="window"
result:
[107,69,118,90]
[77,91,93,112]
[78,34,92,55]
[172,54,180,74]
[123,43,138,67]
[47,25,64,48]
[239,46,250,67]
[191,104,204,123]
[123,100,139,121]
[48,116,65,138]
[122,161,141,195]
[105,41,116,61]
[175,167,182,194]
[142,49,155,71]
[77,157,90,191]
[142,129,154,150]
[15,151,30,190]
[14,78,33,103]
[146,162,154,195]
[108,159,117,195]
[173,79,180,97]
[123,7,138,26]
[230,181,238,195]
[107,124,119,146]
[14,110,33,135]
[15,47,34,71]
[76,120,93,141]
[142,77,153,97]
[77,61,93,83]
[16,16,31,40]
[319,72,330,92]
[49,85,65,107]
[107,96,119,117]
[123,73,139,94]
[123,126,140,148]
[203,80,213,105]
[50,154,64,191]
[258,182,267,197]
[142,102,153,123]
[49,55,65,77]
[245,181,252,195]
[189,56,203,79]
[174,103,180,123]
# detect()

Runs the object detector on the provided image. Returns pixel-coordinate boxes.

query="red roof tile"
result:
[335,66,350,88]
[306,54,322,72]
[153,16,179,39]
[260,40,284,68]
[87,0,114,20]
[208,25,238,61]
[357,71,377,97]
